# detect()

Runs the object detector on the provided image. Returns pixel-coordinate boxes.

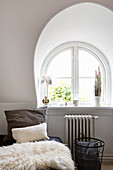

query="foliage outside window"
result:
[48,82,90,102]
[48,80,71,102]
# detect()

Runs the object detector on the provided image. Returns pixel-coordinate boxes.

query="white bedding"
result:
[0,140,74,170]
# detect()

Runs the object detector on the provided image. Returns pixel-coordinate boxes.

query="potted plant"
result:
[94,66,101,106]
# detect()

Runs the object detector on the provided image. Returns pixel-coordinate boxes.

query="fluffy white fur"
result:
[0,140,74,170]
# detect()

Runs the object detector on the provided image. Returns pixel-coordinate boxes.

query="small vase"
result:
[94,96,101,106]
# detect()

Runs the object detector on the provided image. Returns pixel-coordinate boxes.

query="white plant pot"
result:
[94,96,101,106]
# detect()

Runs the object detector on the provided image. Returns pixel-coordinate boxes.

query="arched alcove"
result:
[34,3,113,106]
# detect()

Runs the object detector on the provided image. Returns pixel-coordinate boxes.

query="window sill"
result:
[46,104,113,116]
[47,104,113,109]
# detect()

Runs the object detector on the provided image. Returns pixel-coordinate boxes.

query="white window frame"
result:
[40,41,111,105]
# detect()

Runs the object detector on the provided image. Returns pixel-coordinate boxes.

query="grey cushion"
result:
[3,108,47,145]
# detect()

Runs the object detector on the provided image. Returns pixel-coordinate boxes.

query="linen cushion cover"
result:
[12,123,49,143]
[3,108,47,145]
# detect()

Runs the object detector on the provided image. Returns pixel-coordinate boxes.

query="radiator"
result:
[64,114,98,158]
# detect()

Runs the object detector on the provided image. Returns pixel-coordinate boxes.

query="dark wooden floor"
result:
[75,162,113,170]
[101,162,113,170]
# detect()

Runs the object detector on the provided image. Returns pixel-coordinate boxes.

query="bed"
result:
[0,108,74,170]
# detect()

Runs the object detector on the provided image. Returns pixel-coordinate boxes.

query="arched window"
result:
[40,42,111,105]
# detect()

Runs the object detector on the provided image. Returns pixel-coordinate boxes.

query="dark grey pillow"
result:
[3,108,47,145]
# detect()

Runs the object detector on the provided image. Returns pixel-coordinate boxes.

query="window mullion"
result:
[71,47,74,101]
[73,46,79,100]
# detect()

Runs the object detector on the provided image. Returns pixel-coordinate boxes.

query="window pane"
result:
[79,49,103,77]
[48,79,71,102]
[79,78,104,102]
[79,49,104,102]
[47,50,71,77]
[79,78,95,102]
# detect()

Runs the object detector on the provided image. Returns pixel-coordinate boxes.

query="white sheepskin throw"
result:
[0,140,74,170]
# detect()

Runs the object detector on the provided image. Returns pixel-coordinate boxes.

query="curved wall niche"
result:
[34,3,113,106]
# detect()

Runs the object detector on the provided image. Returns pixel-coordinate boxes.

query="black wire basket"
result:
[75,137,105,170]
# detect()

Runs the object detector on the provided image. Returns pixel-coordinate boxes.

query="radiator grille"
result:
[64,114,98,158]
